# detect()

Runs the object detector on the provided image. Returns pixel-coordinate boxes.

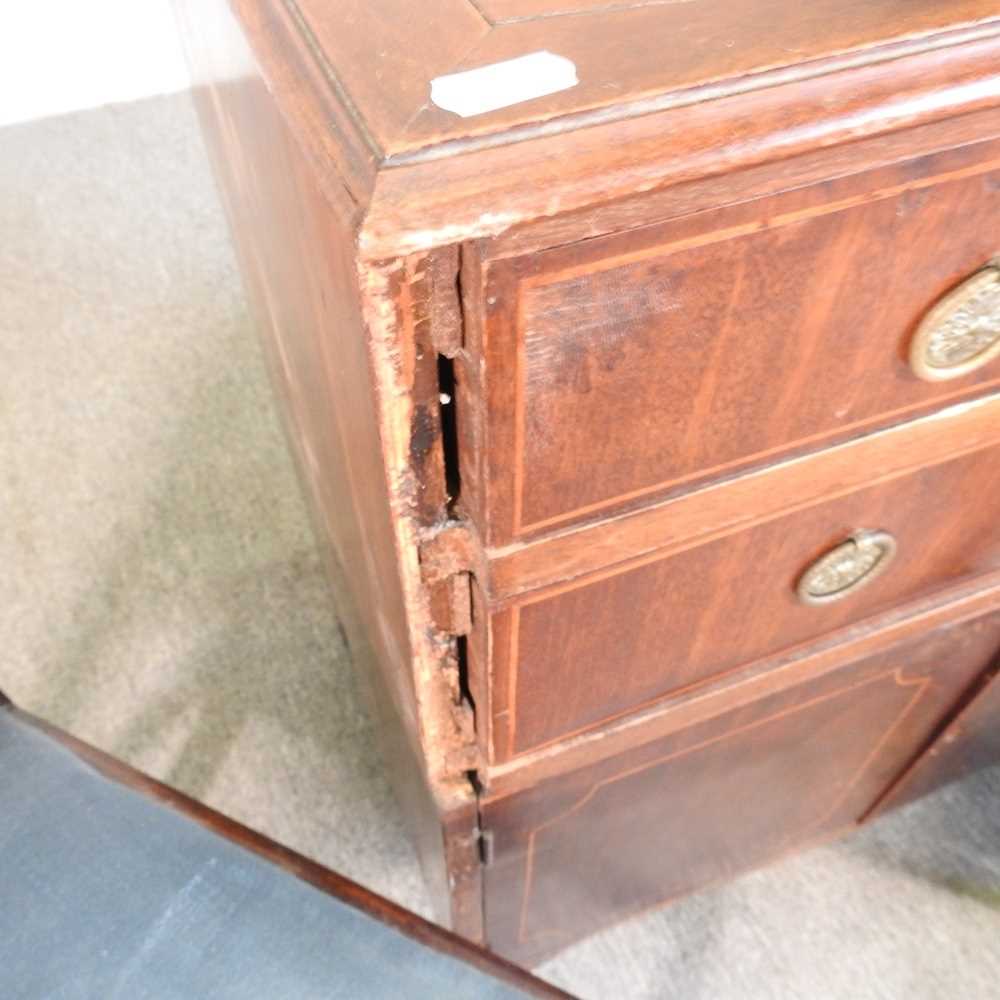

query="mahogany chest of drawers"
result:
[175,0,1000,964]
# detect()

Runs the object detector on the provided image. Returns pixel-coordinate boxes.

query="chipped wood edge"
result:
[358,257,482,811]
[357,37,1000,260]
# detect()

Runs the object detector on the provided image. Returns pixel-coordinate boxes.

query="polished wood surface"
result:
[482,609,1000,962]
[873,655,1000,814]
[491,110,1000,259]
[484,577,1000,796]
[484,393,1000,604]
[287,0,1000,153]
[364,35,1000,257]
[196,2,1000,257]
[472,144,1000,541]
[488,441,1000,757]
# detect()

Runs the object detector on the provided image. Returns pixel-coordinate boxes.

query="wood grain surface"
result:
[482,608,1000,962]
[473,143,1000,541]
[872,652,1000,814]
[288,0,1000,152]
[489,440,1000,758]
[485,394,1000,604]
[178,3,1000,257]
[483,576,1000,795]
[363,32,1000,256]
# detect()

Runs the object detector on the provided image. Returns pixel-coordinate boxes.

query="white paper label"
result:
[430,50,579,118]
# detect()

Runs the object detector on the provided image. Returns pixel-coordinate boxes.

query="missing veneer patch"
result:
[430,50,578,117]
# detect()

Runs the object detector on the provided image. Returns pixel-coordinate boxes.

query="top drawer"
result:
[469,143,1000,544]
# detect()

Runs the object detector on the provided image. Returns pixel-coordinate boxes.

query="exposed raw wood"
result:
[420,521,489,584]
[358,261,482,808]
[429,245,465,358]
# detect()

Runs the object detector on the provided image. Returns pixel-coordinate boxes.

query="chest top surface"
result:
[242,1,1000,255]
[290,0,1000,155]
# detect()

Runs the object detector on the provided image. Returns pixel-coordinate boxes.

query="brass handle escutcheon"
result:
[909,265,1000,381]
[796,530,897,606]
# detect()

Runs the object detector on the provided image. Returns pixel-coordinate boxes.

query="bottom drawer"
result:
[481,601,1000,962]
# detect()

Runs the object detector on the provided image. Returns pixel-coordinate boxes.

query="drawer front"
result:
[473,141,1000,544]
[488,439,1000,759]
[482,607,1000,963]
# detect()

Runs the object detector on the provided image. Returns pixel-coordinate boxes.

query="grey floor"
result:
[3,93,1000,1000]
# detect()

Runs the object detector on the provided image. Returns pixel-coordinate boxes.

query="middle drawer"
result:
[483,406,1000,761]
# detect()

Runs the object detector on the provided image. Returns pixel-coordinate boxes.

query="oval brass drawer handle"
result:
[910,265,1000,381]
[796,530,897,606]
